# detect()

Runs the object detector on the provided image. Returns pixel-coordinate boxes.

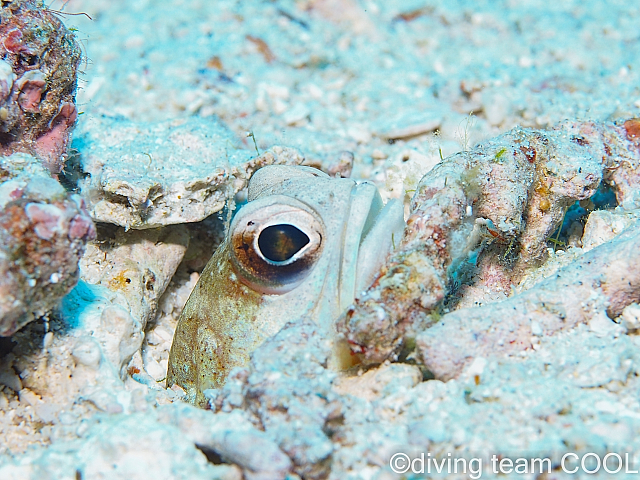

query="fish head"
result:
[167,165,404,406]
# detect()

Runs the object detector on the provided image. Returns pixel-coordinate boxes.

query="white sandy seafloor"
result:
[2,0,640,479]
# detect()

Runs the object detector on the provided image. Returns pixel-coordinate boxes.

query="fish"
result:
[167,165,405,406]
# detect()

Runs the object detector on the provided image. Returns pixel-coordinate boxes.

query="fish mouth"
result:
[337,182,405,313]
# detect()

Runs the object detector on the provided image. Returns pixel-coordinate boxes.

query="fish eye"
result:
[258,224,310,263]
[229,197,324,294]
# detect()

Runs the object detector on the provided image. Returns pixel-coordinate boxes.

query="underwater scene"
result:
[1,0,640,478]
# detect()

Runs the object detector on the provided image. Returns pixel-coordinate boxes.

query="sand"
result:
[1,0,640,478]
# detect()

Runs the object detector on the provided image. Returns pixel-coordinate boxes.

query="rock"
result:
[212,321,339,480]
[158,404,291,480]
[0,407,241,480]
[619,303,640,331]
[74,115,305,228]
[79,224,190,329]
[0,354,22,392]
[0,0,81,174]
[416,220,640,380]
[0,213,191,450]
[338,120,639,365]
[0,153,95,336]
[581,209,638,251]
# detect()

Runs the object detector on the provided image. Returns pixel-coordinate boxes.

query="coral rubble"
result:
[212,321,340,480]
[0,0,81,174]
[339,120,640,366]
[78,225,189,332]
[0,153,94,336]
[0,0,87,335]
[74,115,306,229]
[417,221,640,380]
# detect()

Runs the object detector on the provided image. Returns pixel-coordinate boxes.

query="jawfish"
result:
[167,165,404,406]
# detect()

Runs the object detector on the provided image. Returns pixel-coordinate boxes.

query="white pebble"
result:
[620,303,640,331]
[43,331,54,349]
[530,320,543,336]
[72,336,102,369]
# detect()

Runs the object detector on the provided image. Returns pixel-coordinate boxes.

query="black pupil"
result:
[258,224,310,262]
